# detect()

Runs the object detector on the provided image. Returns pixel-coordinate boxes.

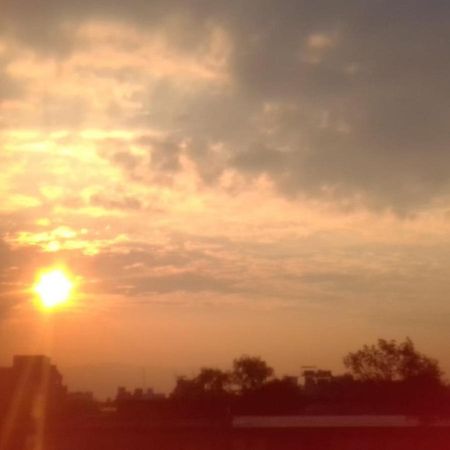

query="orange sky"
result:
[1,1,449,398]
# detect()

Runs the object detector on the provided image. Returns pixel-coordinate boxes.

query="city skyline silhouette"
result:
[1,0,450,448]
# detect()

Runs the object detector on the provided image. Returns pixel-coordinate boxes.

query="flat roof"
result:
[233,415,450,428]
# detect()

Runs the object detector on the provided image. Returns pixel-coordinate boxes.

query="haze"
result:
[0,0,449,398]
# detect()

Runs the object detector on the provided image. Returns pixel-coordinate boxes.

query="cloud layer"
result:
[1,1,450,209]
[1,1,450,393]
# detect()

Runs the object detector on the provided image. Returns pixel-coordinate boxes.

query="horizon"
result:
[1,336,447,400]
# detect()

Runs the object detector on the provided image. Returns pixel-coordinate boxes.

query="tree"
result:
[343,338,442,384]
[195,368,231,394]
[232,355,274,392]
[171,368,231,399]
[233,376,303,415]
[171,376,201,399]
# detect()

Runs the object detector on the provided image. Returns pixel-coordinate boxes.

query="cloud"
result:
[1,0,450,306]
[2,2,449,210]
[0,70,23,103]
[79,2,450,211]
[2,1,450,387]
[89,193,142,211]
[0,238,44,318]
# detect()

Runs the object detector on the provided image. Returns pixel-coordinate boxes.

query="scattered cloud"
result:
[1,0,450,387]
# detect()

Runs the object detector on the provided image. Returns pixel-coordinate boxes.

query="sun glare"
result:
[34,269,74,309]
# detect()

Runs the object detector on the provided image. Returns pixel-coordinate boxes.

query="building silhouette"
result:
[0,355,68,449]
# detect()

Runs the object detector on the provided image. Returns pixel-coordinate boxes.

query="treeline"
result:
[117,338,450,418]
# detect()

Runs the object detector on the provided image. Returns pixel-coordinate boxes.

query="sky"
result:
[0,0,450,398]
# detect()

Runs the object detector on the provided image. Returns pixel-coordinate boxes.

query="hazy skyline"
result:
[1,1,449,397]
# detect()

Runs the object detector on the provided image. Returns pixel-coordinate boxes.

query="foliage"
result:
[166,340,447,417]
[233,376,303,415]
[343,338,442,384]
[232,355,274,392]
[171,367,231,399]
[195,368,231,393]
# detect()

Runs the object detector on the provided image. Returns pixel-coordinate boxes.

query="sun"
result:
[34,269,74,309]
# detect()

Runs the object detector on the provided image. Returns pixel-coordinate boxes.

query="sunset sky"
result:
[1,1,449,398]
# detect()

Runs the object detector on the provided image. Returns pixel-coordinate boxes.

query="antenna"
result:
[142,367,147,391]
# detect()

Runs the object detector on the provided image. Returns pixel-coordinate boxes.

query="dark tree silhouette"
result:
[172,367,231,399]
[169,367,232,419]
[343,338,442,384]
[232,356,274,392]
[195,368,231,394]
[234,376,304,415]
[171,376,200,399]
